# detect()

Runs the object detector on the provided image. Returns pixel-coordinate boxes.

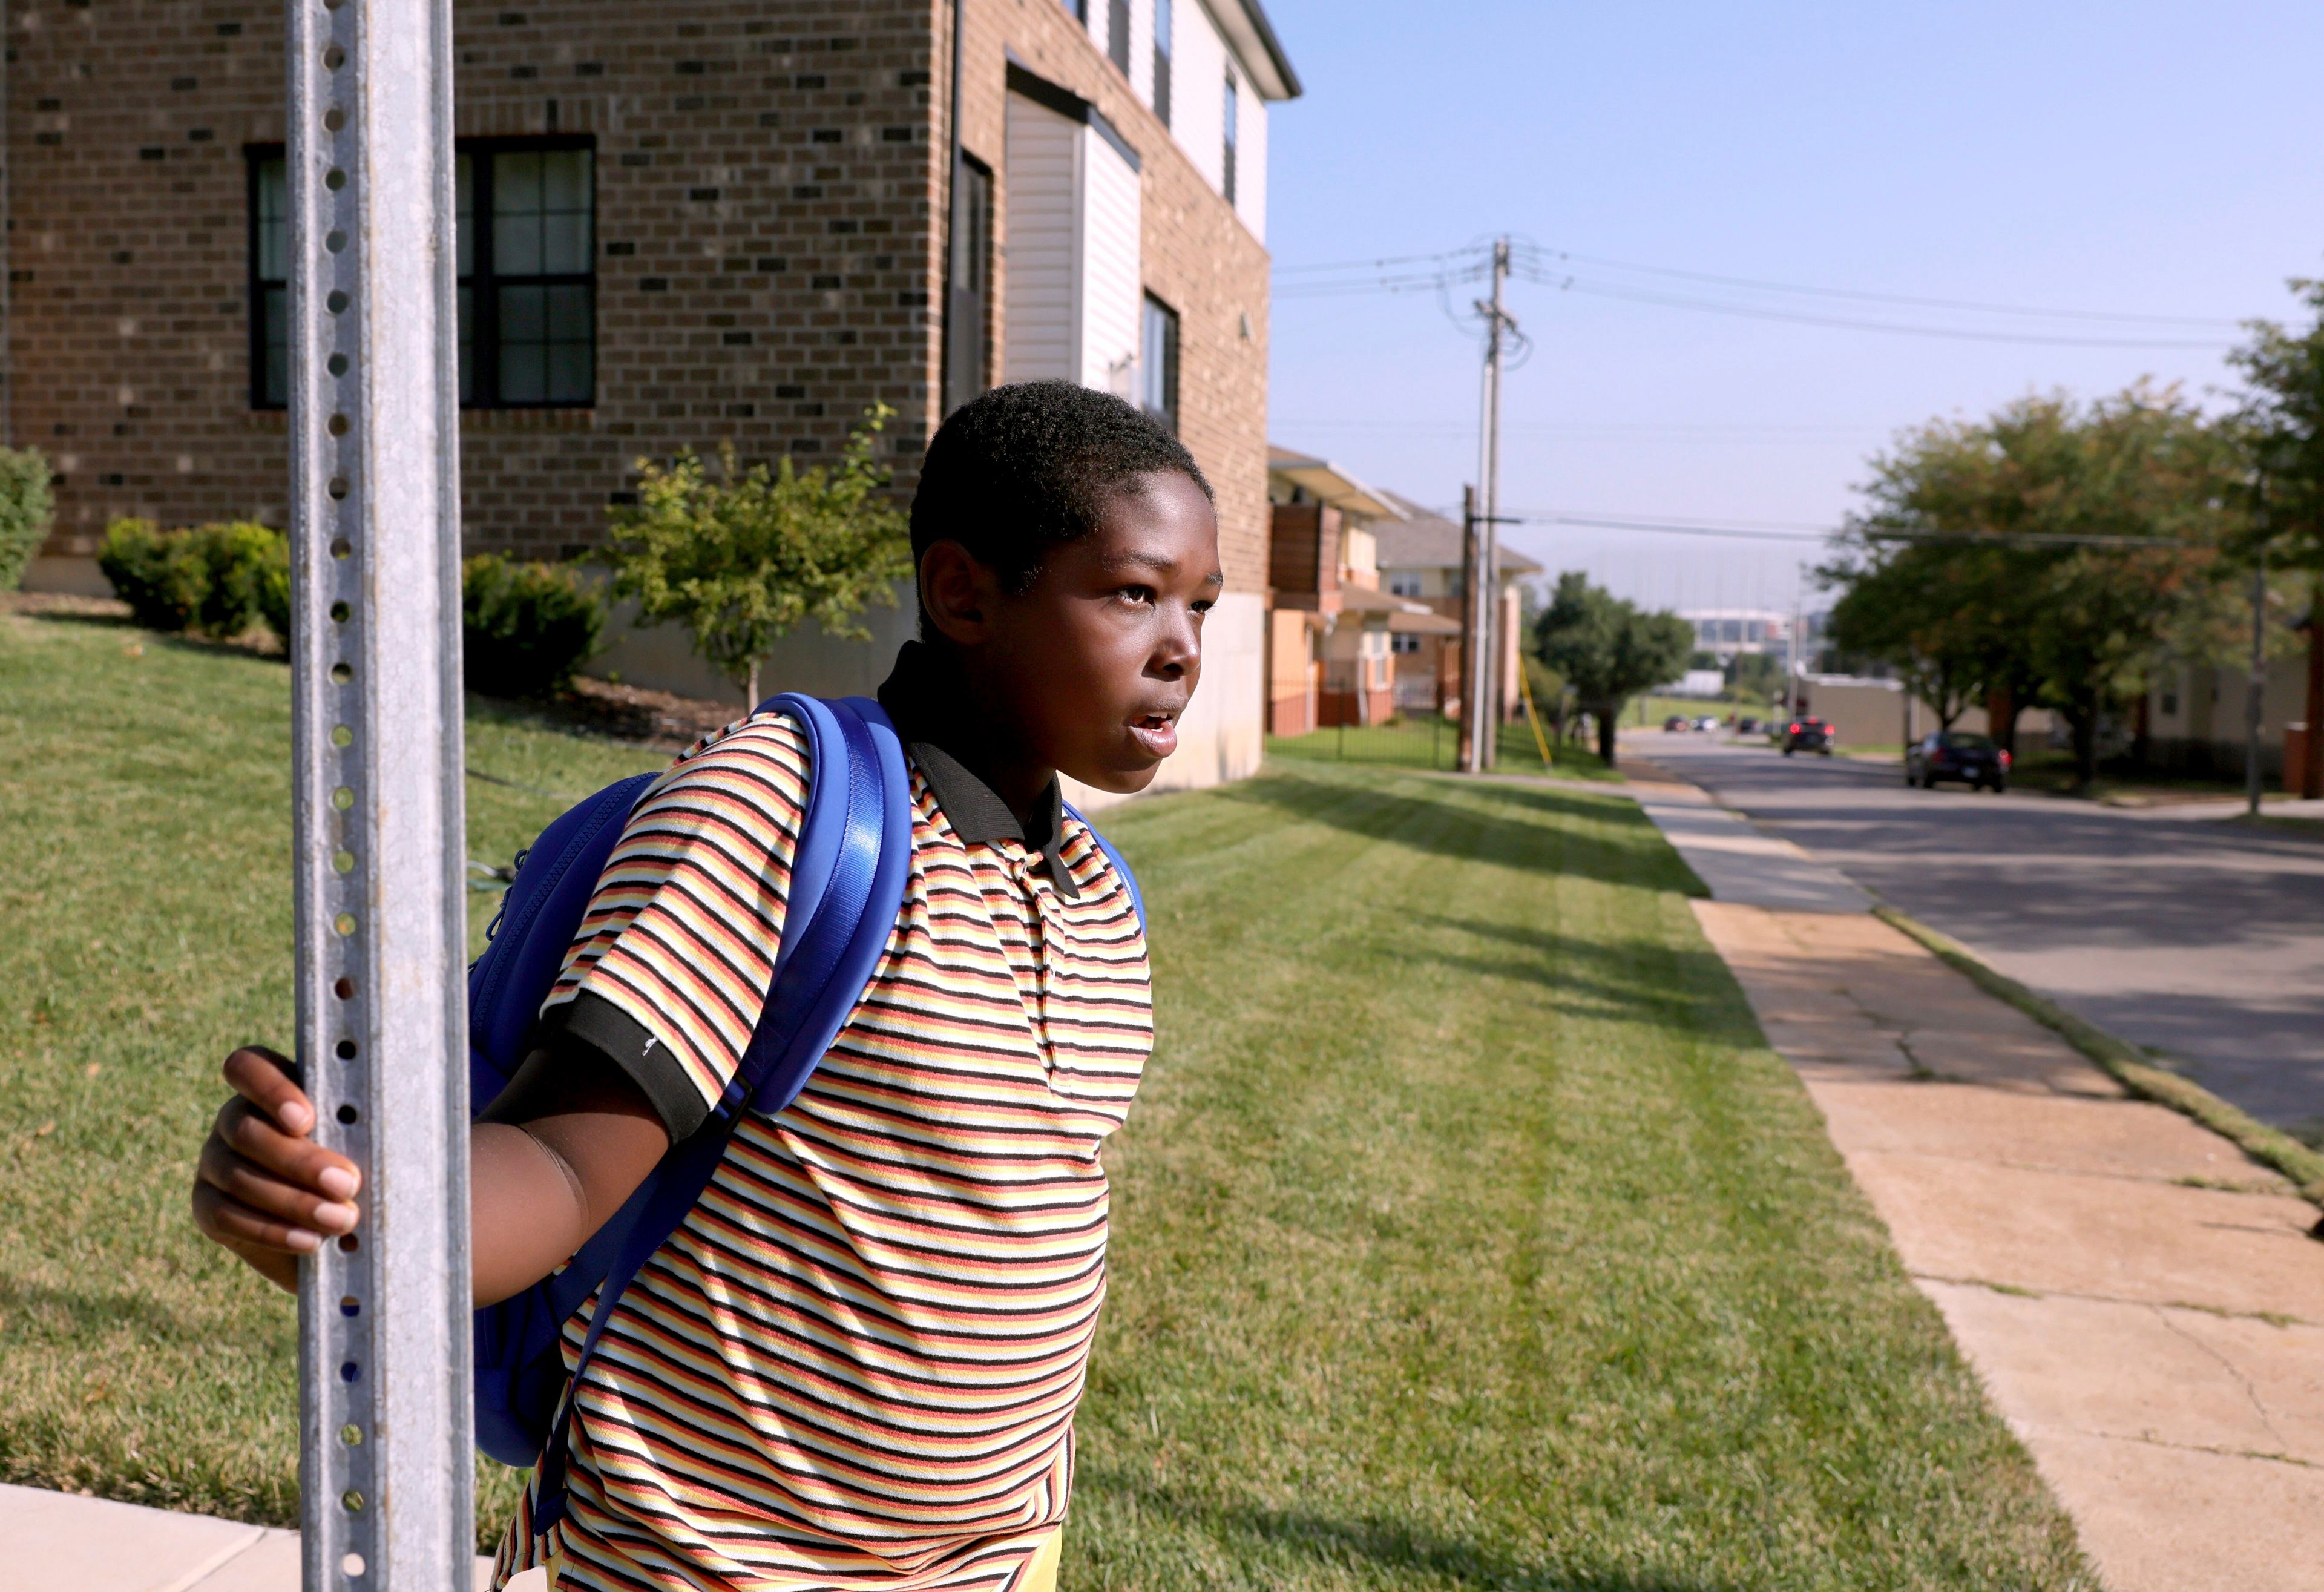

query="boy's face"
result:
[926,470,1224,795]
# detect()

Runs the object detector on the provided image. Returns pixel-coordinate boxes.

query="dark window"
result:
[1106,0,1129,71]
[1062,0,1086,19]
[1222,71,1239,206]
[249,154,289,407]
[462,140,596,406]
[1140,292,1179,433]
[1152,0,1173,125]
[944,155,993,416]
[247,138,595,410]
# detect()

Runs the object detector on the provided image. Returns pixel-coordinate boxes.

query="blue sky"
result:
[1257,0,2324,616]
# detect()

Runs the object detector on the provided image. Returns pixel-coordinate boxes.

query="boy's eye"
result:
[1117,585,1156,606]
[1192,598,1215,616]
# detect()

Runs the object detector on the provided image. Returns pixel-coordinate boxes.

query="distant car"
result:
[1693,715,1721,732]
[1783,717,1833,755]
[1663,714,1691,732]
[1906,729,2011,792]
[1736,716,1762,735]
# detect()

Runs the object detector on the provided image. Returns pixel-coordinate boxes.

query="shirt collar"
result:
[875,643,1079,898]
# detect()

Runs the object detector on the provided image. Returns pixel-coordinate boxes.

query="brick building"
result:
[11,0,1298,789]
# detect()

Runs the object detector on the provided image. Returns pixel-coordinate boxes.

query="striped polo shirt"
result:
[490,655,1152,1591]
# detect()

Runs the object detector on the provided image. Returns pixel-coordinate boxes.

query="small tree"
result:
[603,406,913,703]
[1532,570,1693,769]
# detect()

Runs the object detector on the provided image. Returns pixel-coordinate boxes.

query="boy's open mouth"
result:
[1128,711,1180,758]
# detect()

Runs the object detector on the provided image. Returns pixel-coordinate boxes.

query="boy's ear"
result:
[917,540,1000,646]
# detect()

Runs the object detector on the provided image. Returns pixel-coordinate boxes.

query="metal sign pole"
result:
[287,0,472,1586]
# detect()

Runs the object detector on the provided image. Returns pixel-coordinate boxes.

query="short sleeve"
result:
[537,712,810,1138]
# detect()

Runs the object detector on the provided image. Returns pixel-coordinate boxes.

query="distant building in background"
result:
[1679,607,1827,660]
[1263,449,1457,732]
[1370,492,1535,719]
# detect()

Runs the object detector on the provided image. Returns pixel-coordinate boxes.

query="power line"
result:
[1512,245,2245,329]
[1494,510,2190,548]
[1518,269,2234,350]
[1269,239,2247,347]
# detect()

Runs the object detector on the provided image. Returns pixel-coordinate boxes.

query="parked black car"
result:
[1906,730,2010,791]
[1736,716,1762,735]
[1782,717,1833,755]
[1663,714,1692,732]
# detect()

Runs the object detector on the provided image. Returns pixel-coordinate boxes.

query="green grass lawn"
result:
[1269,715,1620,782]
[1,612,2091,1587]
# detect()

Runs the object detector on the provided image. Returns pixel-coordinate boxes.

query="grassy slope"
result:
[0,614,663,1533]
[0,614,2089,1587]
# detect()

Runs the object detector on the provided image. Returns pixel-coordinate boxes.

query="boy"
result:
[190,381,1223,1590]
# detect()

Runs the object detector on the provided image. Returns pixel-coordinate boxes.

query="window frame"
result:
[246,146,289,410]
[1140,291,1180,434]
[461,134,599,410]
[245,135,598,412]
[1152,0,1173,125]
[1222,70,1239,205]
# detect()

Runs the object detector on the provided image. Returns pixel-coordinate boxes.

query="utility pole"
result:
[1459,484,1480,772]
[2248,543,2269,820]
[289,0,473,1586]
[1468,237,1513,771]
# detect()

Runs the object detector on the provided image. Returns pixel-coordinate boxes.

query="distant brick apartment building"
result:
[12,0,1298,789]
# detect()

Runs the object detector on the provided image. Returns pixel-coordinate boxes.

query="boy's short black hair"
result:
[910,381,1215,598]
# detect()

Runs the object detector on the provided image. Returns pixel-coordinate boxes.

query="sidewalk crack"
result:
[2152,1304,2292,1452]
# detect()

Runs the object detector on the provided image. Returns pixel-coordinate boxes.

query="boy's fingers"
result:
[196,1137,360,1236]
[191,1181,326,1257]
[212,1096,362,1201]
[222,1045,315,1136]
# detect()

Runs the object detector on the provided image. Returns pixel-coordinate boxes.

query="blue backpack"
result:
[463,693,1143,1533]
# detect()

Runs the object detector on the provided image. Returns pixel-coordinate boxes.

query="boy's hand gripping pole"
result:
[286,0,474,1585]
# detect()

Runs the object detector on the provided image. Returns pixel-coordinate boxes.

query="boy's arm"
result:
[192,1044,671,1306]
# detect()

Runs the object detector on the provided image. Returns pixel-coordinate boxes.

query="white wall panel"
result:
[1173,2,1225,191]
[1079,127,1143,399]
[1234,70,1267,242]
[1128,0,1155,106]
[1003,93,1081,385]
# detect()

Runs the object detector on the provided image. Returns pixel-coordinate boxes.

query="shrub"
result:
[602,404,910,703]
[461,553,606,699]
[98,518,288,639]
[0,447,56,592]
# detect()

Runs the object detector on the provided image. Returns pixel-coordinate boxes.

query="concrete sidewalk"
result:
[2,1482,504,1590]
[1618,769,2324,1591]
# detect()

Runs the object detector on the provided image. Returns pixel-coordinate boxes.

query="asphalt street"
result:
[1636,732,2324,1131]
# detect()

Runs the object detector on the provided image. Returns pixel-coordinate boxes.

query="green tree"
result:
[1532,570,1693,769]
[1823,390,2239,784]
[603,406,913,703]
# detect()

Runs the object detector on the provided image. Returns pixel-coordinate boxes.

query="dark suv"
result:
[1906,730,2010,792]
[1782,717,1833,755]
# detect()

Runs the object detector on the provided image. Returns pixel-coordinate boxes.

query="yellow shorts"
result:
[539,1529,1062,1591]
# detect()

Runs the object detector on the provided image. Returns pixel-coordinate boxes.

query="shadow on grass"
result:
[0,1272,228,1348]
[1225,771,1695,894]
[1078,1470,1728,1591]
[1420,915,1764,1047]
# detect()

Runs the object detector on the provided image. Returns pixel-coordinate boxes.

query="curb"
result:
[1873,904,2324,1210]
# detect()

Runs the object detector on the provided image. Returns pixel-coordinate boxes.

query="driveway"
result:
[1634,733,2324,1132]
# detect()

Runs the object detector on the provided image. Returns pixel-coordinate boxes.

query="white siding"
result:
[1003,93,1081,384]
[1127,0,1155,106]
[1172,2,1226,192]
[1233,63,1267,242]
[1079,126,1143,398]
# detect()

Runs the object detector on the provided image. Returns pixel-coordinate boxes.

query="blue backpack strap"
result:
[531,695,909,1534]
[1065,801,1146,929]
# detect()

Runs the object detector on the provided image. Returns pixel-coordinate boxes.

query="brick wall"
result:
[11,0,945,562]
[12,0,1275,608]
